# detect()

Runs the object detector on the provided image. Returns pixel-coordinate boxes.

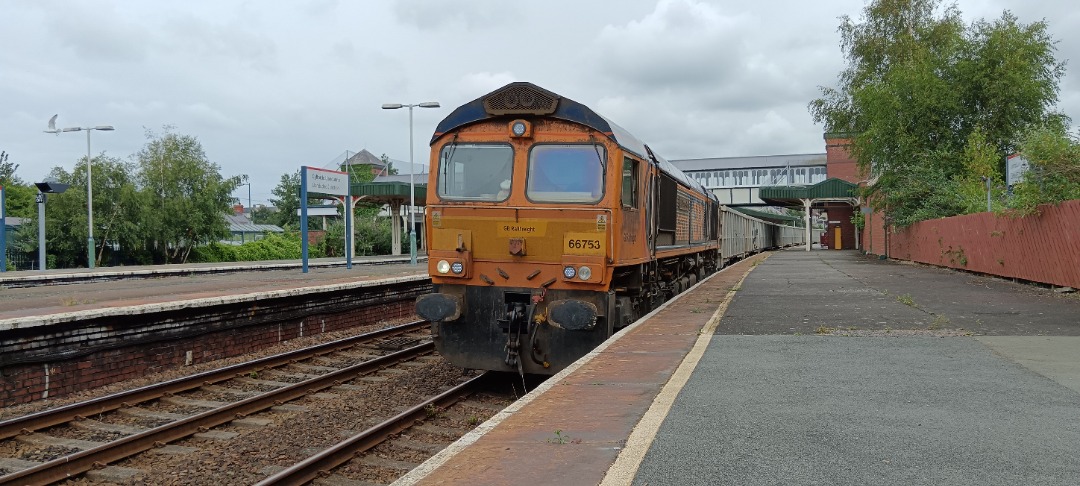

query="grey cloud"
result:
[393,0,522,31]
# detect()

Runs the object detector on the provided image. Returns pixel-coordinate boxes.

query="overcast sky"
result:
[1,0,1076,207]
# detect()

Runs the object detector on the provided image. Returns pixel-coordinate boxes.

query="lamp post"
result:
[46,121,114,269]
[381,101,440,265]
[34,180,70,271]
[239,180,252,215]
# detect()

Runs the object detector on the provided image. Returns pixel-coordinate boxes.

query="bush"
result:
[189,232,309,263]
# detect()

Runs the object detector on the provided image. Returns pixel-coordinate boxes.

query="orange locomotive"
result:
[416,82,720,375]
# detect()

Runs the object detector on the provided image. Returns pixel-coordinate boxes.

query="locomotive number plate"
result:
[564,233,605,256]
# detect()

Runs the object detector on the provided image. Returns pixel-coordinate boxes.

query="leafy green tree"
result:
[135,128,241,263]
[269,169,325,230]
[809,0,1066,226]
[23,156,144,268]
[251,205,277,225]
[1010,126,1080,214]
[270,171,301,229]
[0,151,36,218]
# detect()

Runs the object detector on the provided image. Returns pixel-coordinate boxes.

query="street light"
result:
[45,117,114,269]
[382,101,440,265]
[34,180,70,271]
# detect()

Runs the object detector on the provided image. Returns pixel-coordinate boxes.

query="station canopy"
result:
[352,181,426,206]
[758,178,859,207]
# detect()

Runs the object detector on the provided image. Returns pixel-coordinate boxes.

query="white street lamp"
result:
[45,116,114,269]
[381,101,440,265]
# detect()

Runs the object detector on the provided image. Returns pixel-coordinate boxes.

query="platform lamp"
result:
[381,101,440,265]
[34,180,70,271]
[44,116,114,269]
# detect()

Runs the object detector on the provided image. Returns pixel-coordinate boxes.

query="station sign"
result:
[1006,154,1030,187]
[304,167,349,196]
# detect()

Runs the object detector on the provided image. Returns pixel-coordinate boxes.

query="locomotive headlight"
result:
[451,261,464,274]
[578,266,592,281]
[511,120,528,137]
[437,260,451,274]
[563,266,576,279]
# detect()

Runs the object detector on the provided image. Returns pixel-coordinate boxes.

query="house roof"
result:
[344,149,386,170]
[225,214,283,233]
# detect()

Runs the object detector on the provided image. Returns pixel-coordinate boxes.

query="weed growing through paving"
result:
[928,315,950,330]
[467,415,481,426]
[897,294,916,306]
[690,308,704,313]
[731,285,742,292]
[547,429,581,445]
[815,326,836,335]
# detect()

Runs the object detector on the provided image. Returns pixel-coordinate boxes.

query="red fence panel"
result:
[889,199,1080,288]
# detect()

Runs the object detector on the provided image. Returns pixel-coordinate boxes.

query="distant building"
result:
[344,149,389,178]
[670,154,828,206]
[224,205,283,245]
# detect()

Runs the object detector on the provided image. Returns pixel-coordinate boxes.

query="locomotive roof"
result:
[431,82,708,196]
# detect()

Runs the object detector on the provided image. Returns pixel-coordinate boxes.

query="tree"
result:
[135,128,240,263]
[35,156,144,267]
[269,169,326,230]
[1010,126,1080,214]
[0,151,35,219]
[809,0,1067,226]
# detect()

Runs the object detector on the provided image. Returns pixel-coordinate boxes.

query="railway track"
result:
[258,372,502,486]
[0,321,436,485]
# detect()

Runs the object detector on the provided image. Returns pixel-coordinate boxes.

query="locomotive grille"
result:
[483,84,559,115]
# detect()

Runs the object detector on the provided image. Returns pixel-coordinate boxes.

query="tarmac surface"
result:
[631,250,1080,485]
[0,256,428,322]
[400,249,1080,486]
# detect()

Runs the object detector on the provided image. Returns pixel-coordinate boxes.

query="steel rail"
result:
[0,341,434,485]
[0,320,427,440]
[256,372,491,486]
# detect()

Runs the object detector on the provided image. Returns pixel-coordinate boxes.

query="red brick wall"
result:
[825,135,863,183]
[861,208,888,255]
[888,200,1080,287]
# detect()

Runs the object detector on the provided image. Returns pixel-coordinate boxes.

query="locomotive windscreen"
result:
[437,144,514,201]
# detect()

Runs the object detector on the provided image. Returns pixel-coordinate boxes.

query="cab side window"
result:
[621,157,638,208]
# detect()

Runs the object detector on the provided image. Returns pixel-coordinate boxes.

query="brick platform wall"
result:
[1,281,429,406]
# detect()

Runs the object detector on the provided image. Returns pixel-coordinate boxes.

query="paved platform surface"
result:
[0,256,428,322]
[399,250,1080,486]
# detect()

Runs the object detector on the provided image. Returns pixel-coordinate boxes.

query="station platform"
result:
[399,250,1080,486]
[0,256,428,326]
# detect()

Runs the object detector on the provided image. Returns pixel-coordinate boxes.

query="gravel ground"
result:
[0,314,506,485]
